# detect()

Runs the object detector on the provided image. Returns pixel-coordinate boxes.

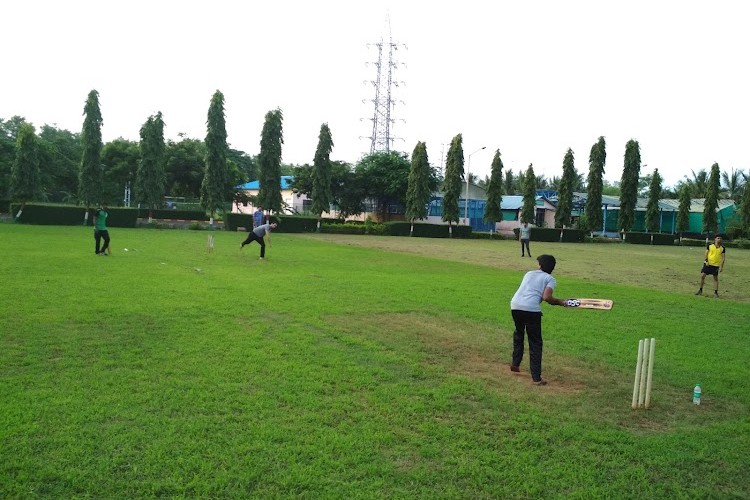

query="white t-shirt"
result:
[510,270,556,312]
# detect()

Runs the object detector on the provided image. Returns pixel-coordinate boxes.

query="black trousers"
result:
[521,239,531,256]
[241,232,265,257]
[511,309,543,381]
[95,230,110,254]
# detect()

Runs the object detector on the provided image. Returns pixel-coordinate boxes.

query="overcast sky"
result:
[3,0,749,188]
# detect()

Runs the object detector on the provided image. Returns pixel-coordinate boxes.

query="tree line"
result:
[3,91,749,236]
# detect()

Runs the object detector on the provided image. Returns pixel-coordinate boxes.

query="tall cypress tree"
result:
[740,172,750,237]
[645,168,662,232]
[10,123,41,219]
[676,184,691,237]
[555,148,576,228]
[258,108,284,214]
[442,134,464,236]
[521,163,536,224]
[311,123,333,228]
[503,169,514,195]
[702,162,721,235]
[405,141,433,236]
[585,136,606,233]
[135,112,166,220]
[617,139,641,234]
[201,90,231,223]
[483,149,504,227]
[78,89,103,219]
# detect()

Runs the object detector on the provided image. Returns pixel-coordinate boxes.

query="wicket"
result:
[207,234,215,253]
[632,338,655,409]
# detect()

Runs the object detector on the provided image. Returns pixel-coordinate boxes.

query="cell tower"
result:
[363,16,405,154]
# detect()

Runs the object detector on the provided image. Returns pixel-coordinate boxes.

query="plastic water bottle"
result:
[693,384,702,405]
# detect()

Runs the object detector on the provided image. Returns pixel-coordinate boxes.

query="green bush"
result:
[137,208,209,220]
[188,221,209,230]
[320,223,366,235]
[471,231,515,240]
[514,227,559,242]
[276,216,318,233]
[560,228,586,243]
[679,238,709,247]
[382,222,473,238]
[724,239,750,249]
[585,236,622,244]
[11,203,139,227]
[624,232,677,245]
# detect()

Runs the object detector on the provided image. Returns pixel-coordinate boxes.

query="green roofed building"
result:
[571,192,737,236]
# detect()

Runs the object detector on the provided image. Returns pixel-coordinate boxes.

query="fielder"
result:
[696,235,726,297]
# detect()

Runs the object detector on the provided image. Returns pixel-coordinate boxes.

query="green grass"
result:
[1,224,749,498]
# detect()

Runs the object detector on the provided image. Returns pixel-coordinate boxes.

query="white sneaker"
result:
[259,257,264,260]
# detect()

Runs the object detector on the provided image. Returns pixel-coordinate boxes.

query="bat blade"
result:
[565,298,614,310]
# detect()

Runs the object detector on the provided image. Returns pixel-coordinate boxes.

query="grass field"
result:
[1,223,749,498]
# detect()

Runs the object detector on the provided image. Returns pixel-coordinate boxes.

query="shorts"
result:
[701,264,719,276]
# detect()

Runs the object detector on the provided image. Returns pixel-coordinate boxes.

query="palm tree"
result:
[684,169,709,198]
[721,168,744,199]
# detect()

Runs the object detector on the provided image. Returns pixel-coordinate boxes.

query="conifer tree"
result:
[702,162,720,235]
[483,149,504,228]
[135,112,166,220]
[78,90,103,220]
[676,184,691,238]
[200,90,231,223]
[521,164,536,224]
[442,134,464,237]
[405,141,432,235]
[739,172,750,237]
[555,148,576,228]
[258,108,284,214]
[10,123,40,219]
[311,123,333,228]
[645,168,662,232]
[617,139,641,234]
[503,169,514,195]
[585,136,606,233]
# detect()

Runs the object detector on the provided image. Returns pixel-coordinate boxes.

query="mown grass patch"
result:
[1,224,748,497]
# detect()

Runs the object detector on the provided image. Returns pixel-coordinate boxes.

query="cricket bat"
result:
[565,298,614,310]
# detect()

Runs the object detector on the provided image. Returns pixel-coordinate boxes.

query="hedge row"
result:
[11,203,139,227]
[513,227,586,243]
[623,232,677,245]
[679,237,750,249]
[223,213,316,232]
[137,208,208,220]
[9,203,211,227]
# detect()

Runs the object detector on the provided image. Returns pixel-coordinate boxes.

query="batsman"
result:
[508,254,569,386]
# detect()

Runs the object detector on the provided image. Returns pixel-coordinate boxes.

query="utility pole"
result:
[362,15,406,154]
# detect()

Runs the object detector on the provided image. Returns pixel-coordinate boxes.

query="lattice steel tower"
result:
[363,16,405,154]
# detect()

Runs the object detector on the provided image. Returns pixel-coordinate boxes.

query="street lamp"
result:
[464,146,487,224]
